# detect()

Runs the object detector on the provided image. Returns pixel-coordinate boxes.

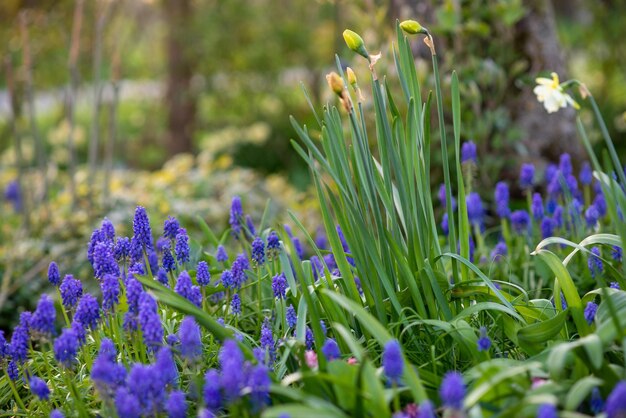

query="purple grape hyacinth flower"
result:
[531,193,544,220]
[510,210,530,234]
[286,304,297,328]
[48,261,61,286]
[219,339,245,401]
[440,371,466,410]
[580,161,593,186]
[138,292,164,352]
[494,182,510,218]
[175,228,190,265]
[491,241,507,260]
[54,327,79,367]
[229,196,244,238]
[536,404,558,418]
[322,338,341,361]
[179,316,202,361]
[74,293,101,329]
[102,274,120,312]
[231,293,241,315]
[251,237,266,265]
[461,141,477,163]
[133,206,153,251]
[477,326,491,351]
[29,376,50,400]
[606,381,626,418]
[60,275,83,308]
[382,339,403,384]
[216,245,228,262]
[197,261,211,286]
[163,216,180,240]
[519,163,535,189]
[588,246,603,278]
[584,301,598,324]
[31,294,56,336]
[115,387,141,418]
[272,273,288,299]
[203,369,222,411]
[166,390,187,418]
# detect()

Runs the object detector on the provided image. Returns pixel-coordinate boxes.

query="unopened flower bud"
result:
[326,72,344,96]
[346,67,357,86]
[400,19,426,35]
[343,29,369,59]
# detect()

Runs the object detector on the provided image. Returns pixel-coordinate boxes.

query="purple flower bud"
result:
[48,262,61,286]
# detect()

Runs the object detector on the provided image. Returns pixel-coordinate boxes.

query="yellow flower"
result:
[533,72,579,113]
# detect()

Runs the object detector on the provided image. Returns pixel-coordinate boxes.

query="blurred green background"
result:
[0,0,625,328]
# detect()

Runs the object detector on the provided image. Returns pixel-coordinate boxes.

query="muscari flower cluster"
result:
[440,151,623,280]
[2,195,623,417]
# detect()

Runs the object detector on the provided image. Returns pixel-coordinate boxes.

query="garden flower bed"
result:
[1,20,625,418]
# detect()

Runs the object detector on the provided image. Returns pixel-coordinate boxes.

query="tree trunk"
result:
[164,0,196,156]
[511,0,584,166]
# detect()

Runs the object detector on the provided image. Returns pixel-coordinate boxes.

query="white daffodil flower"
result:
[533,72,579,113]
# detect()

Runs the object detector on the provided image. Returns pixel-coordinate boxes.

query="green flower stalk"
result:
[346,67,364,102]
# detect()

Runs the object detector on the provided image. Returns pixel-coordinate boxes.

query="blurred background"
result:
[0,0,625,327]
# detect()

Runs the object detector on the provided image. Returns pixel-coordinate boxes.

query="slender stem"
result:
[66,0,84,210]
[587,95,626,186]
[5,370,26,411]
[20,12,49,211]
[3,56,30,230]
[87,2,110,205]
[64,370,89,417]
[430,41,459,283]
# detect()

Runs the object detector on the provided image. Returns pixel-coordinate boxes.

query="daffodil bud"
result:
[346,67,357,87]
[326,72,344,96]
[343,29,369,60]
[400,20,426,35]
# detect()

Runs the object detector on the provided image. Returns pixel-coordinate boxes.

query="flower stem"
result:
[5,370,26,411]
[431,39,459,284]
